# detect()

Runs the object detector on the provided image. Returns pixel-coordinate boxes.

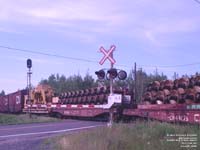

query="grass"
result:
[0,113,61,125]
[47,121,200,150]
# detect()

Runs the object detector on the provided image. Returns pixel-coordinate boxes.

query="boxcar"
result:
[0,95,9,112]
[0,90,27,113]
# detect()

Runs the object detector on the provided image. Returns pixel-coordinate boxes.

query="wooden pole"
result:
[140,68,143,102]
[134,62,137,103]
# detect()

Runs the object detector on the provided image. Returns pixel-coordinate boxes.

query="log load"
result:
[195,75,200,86]
[163,80,174,90]
[57,86,126,105]
[142,75,200,105]
[175,77,190,89]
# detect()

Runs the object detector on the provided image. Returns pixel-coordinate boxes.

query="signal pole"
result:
[27,59,32,118]
[109,52,114,127]
[97,45,126,126]
[110,53,114,95]
[98,45,116,127]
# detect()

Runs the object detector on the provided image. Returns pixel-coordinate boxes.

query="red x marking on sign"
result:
[99,45,116,65]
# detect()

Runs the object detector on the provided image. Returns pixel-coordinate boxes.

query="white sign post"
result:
[99,45,117,127]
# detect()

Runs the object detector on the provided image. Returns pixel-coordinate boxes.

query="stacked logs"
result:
[142,75,200,105]
[58,86,125,105]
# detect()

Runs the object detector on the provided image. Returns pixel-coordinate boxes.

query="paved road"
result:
[0,120,105,150]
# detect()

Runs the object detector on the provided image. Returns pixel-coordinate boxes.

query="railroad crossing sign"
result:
[99,45,116,65]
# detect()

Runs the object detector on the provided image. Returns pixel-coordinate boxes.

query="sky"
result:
[0,0,200,93]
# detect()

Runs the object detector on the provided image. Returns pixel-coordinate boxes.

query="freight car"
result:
[23,86,131,119]
[0,87,120,120]
[123,76,200,125]
[1,75,200,125]
[0,84,130,120]
[0,90,27,113]
[123,104,200,124]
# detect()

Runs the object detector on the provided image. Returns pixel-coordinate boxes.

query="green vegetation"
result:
[40,73,97,94]
[0,90,5,96]
[0,113,60,125]
[48,121,199,150]
[40,71,167,101]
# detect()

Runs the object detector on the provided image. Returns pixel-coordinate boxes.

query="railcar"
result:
[123,104,200,124]
[1,75,200,125]
[0,90,27,113]
[123,76,200,125]
[23,86,131,120]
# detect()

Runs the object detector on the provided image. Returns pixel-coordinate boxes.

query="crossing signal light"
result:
[107,68,118,79]
[118,70,127,80]
[95,69,105,80]
[27,59,32,69]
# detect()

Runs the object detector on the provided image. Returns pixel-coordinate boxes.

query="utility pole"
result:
[134,62,137,103]
[140,68,143,102]
[174,72,178,80]
[155,67,158,78]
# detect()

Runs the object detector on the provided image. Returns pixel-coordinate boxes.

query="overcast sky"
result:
[0,0,200,93]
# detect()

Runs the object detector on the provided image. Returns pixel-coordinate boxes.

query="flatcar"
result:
[22,86,131,119]
[123,76,200,125]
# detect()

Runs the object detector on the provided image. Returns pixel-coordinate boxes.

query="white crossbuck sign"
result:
[99,45,116,65]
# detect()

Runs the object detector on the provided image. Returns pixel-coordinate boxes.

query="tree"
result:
[116,69,167,103]
[83,72,96,89]
[39,69,168,100]
[40,73,96,94]
[0,90,5,96]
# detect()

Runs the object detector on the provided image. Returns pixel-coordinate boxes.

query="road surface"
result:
[0,120,105,150]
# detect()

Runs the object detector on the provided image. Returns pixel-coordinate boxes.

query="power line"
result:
[140,62,200,68]
[0,45,200,70]
[0,45,131,68]
[0,45,98,63]
[193,0,200,5]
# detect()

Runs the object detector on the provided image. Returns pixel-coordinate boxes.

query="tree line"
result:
[0,70,167,102]
[40,70,167,101]
[40,73,97,94]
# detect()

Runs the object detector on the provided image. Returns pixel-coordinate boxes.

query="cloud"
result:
[0,0,124,25]
[138,16,200,48]
[0,0,129,42]
[0,0,200,45]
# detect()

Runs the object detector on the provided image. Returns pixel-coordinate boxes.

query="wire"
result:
[0,45,131,68]
[140,62,200,68]
[193,0,200,5]
[1,45,200,70]
[0,45,98,63]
